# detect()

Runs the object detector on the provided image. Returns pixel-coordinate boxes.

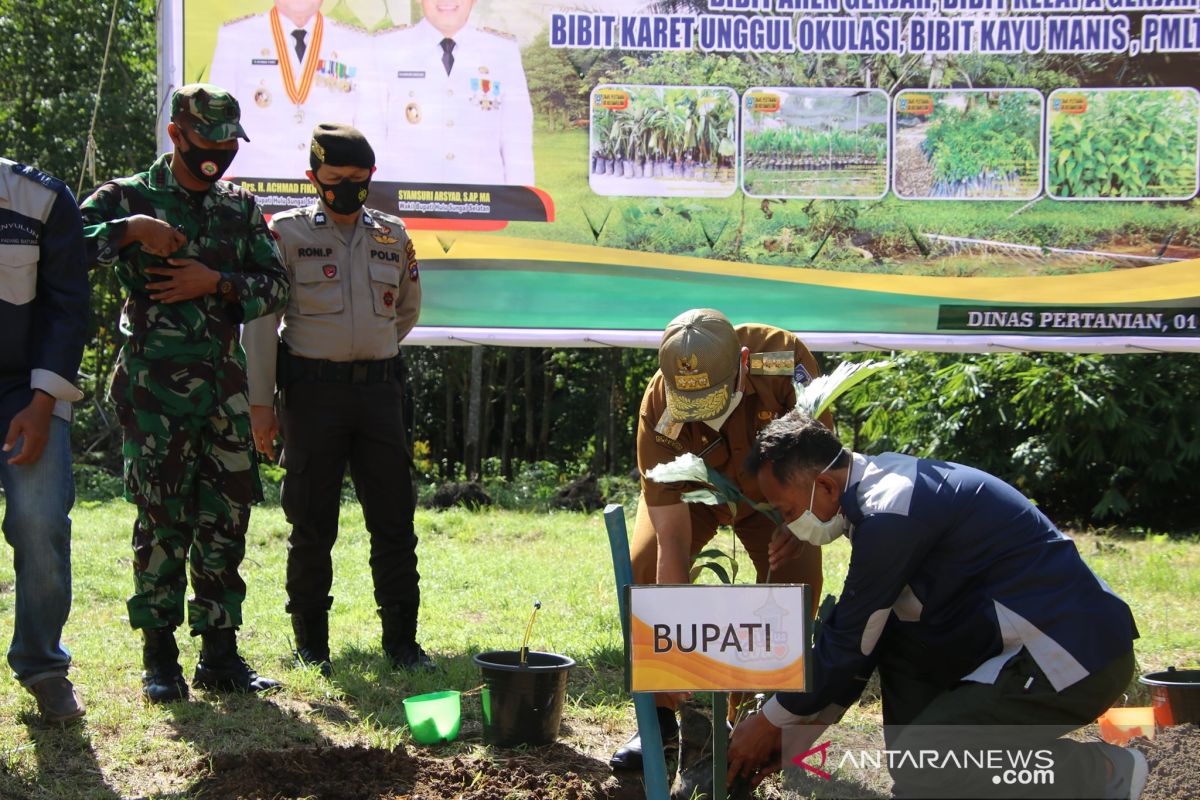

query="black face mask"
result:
[316,176,371,215]
[177,130,237,183]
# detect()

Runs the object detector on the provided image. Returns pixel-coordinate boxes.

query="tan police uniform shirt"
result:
[636,324,824,522]
[373,19,535,185]
[242,204,420,406]
[208,10,380,179]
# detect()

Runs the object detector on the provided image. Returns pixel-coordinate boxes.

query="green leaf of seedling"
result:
[694,548,731,561]
[797,359,894,419]
[646,453,711,485]
[695,562,732,584]
[681,488,724,505]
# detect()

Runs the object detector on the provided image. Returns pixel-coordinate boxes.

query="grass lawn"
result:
[0,500,1197,798]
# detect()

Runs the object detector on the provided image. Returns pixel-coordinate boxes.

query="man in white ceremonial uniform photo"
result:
[209,0,379,179]
[374,0,535,185]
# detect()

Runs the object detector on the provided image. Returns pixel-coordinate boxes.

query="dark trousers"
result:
[278,378,419,615]
[879,624,1133,799]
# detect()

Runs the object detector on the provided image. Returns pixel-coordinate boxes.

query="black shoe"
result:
[610,707,679,772]
[291,612,332,677]
[141,627,189,704]
[378,604,435,671]
[388,641,435,671]
[192,628,280,693]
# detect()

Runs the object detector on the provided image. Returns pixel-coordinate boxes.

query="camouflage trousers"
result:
[122,408,260,633]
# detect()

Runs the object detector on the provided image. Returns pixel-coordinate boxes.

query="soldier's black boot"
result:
[141,627,189,704]
[291,612,332,677]
[192,628,280,693]
[378,604,434,671]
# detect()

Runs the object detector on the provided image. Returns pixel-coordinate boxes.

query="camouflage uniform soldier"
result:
[80,84,289,703]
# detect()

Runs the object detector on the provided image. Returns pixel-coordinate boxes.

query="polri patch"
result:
[794,362,812,385]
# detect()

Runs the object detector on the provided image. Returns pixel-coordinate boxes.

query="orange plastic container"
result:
[1097,707,1155,745]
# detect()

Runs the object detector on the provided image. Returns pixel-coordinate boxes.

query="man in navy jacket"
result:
[729,410,1145,799]
[0,158,90,722]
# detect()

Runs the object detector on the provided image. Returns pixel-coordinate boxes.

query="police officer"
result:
[208,0,378,179]
[611,308,831,772]
[80,84,289,702]
[242,123,428,674]
[373,0,534,185]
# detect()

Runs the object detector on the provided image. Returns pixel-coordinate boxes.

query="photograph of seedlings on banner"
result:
[893,89,1042,202]
[1046,87,1200,202]
[742,88,889,200]
[588,84,738,198]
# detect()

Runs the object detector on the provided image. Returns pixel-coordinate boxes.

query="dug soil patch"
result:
[189,744,643,800]
[1136,723,1200,800]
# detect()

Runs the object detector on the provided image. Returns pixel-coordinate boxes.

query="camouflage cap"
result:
[171,83,250,142]
[659,309,741,423]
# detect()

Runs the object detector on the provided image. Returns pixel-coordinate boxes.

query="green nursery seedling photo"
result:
[893,89,1043,201]
[1047,87,1200,201]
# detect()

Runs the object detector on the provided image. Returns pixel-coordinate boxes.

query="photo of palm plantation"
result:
[588,85,738,198]
[742,89,888,199]
[1047,88,1200,201]
[894,90,1042,201]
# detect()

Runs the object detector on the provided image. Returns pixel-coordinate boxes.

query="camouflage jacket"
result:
[81,153,288,419]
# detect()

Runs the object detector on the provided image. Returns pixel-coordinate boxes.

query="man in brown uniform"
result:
[242,123,428,675]
[611,307,830,771]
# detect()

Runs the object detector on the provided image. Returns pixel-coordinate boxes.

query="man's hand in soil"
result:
[145,258,221,303]
[251,405,279,461]
[3,390,56,466]
[728,711,782,787]
[120,214,186,256]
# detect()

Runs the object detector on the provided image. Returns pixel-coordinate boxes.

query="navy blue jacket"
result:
[0,159,90,428]
[766,452,1138,723]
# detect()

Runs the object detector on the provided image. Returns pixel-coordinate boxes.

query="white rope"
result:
[76,0,121,198]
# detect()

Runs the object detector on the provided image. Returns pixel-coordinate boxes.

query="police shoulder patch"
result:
[405,238,419,280]
[794,362,812,385]
[749,351,795,376]
[478,25,517,40]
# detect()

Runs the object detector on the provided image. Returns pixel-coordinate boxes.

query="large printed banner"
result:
[627,585,810,692]
[162,0,1200,350]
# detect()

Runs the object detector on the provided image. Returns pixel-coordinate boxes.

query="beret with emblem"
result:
[171,83,249,142]
[659,308,740,423]
[309,122,376,170]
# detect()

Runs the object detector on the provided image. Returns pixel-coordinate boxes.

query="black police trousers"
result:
[278,377,420,615]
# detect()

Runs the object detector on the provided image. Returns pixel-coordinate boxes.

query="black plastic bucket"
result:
[1139,667,1200,729]
[473,650,574,747]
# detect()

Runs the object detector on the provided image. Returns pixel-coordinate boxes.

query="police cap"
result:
[310,123,376,171]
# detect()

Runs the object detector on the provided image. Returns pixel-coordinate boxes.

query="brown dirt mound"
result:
[1135,723,1200,800]
[189,744,643,800]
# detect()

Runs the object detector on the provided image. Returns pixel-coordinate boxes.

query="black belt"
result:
[285,353,396,385]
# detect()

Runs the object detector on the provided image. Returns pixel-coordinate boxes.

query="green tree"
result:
[521,31,589,132]
[1,0,159,469]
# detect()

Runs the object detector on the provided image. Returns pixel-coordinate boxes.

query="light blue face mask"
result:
[785,449,850,547]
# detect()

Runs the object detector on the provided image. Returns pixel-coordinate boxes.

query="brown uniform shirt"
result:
[243,204,420,405]
[637,324,825,521]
